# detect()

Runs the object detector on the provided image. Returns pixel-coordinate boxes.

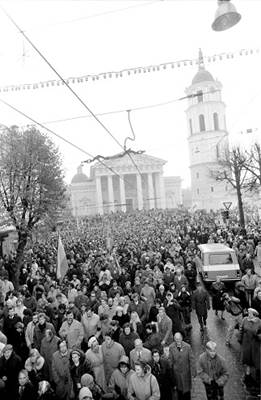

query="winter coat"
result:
[157,314,173,345]
[197,352,229,387]
[129,347,152,370]
[85,346,106,391]
[59,319,84,349]
[119,331,139,357]
[129,301,147,323]
[192,289,210,316]
[169,341,196,394]
[164,300,183,333]
[40,335,60,380]
[52,350,73,400]
[33,322,56,350]
[102,340,125,383]
[25,320,37,348]
[70,354,93,396]
[143,332,161,352]
[127,368,160,400]
[150,358,172,400]
[238,316,261,369]
[0,351,23,397]
[18,381,37,400]
[109,364,134,399]
[3,314,22,345]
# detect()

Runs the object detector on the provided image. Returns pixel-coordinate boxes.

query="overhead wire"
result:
[1,6,147,182]
[0,98,152,203]
[23,1,158,32]
[42,89,220,125]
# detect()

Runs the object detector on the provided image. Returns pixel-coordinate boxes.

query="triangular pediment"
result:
[91,152,166,174]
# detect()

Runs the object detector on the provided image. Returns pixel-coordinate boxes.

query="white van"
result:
[196,243,241,282]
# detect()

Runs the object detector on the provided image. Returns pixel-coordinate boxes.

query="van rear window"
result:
[209,253,233,265]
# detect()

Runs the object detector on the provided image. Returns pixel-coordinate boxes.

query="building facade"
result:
[185,49,234,211]
[70,152,181,216]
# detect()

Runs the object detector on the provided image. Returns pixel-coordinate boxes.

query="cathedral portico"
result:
[70,152,181,216]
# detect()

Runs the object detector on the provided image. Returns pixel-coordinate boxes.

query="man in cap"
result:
[198,341,229,400]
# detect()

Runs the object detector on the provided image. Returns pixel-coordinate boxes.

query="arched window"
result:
[199,114,206,132]
[213,112,219,130]
[189,119,193,135]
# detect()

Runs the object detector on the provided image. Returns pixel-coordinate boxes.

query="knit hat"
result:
[79,387,93,400]
[80,373,94,387]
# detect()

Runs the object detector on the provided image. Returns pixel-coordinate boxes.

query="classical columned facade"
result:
[69,153,182,216]
[92,153,167,214]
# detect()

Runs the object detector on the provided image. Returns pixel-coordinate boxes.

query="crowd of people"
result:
[0,209,260,400]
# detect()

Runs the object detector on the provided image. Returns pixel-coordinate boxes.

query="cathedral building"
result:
[69,152,182,216]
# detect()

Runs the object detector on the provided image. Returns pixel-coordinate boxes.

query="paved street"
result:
[189,307,247,400]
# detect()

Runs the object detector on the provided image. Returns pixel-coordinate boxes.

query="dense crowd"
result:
[0,209,261,400]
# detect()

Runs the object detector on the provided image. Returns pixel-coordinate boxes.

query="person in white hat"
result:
[79,386,93,400]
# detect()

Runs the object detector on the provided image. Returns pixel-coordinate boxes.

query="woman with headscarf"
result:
[70,349,93,398]
[119,323,139,357]
[238,308,261,388]
[18,369,37,400]
[85,336,106,391]
[25,348,47,387]
[108,355,134,400]
[127,361,160,400]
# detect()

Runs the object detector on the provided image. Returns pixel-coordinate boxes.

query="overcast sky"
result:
[0,0,260,187]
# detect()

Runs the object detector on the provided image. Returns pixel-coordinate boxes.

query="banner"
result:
[56,235,68,280]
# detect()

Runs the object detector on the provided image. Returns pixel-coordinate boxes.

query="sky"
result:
[0,0,260,188]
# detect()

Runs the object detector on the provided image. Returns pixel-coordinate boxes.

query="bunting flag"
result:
[0,48,258,93]
[56,235,69,280]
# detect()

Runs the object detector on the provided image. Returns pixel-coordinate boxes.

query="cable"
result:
[42,89,219,126]
[1,7,146,181]
[0,98,149,201]
[26,1,157,31]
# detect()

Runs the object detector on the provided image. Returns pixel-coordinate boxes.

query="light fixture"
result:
[212,0,241,31]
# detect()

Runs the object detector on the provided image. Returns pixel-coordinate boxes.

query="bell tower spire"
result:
[198,48,205,70]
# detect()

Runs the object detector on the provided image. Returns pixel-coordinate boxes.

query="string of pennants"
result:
[0,48,258,94]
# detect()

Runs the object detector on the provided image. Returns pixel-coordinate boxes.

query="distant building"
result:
[69,152,182,216]
[185,49,234,211]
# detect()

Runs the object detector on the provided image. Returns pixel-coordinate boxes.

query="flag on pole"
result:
[56,235,68,280]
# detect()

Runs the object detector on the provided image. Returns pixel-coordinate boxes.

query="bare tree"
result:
[211,146,251,228]
[243,141,261,190]
[0,125,66,286]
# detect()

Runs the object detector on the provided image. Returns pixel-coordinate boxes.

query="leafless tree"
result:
[211,146,251,228]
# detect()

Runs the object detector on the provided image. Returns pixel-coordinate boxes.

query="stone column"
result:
[159,172,166,209]
[96,176,103,215]
[119,175,126,212]
[147,173,155,209]
[107,175,115,212]
[136,173,143,210]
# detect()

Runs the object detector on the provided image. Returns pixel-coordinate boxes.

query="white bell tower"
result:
[185,49,231,210]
